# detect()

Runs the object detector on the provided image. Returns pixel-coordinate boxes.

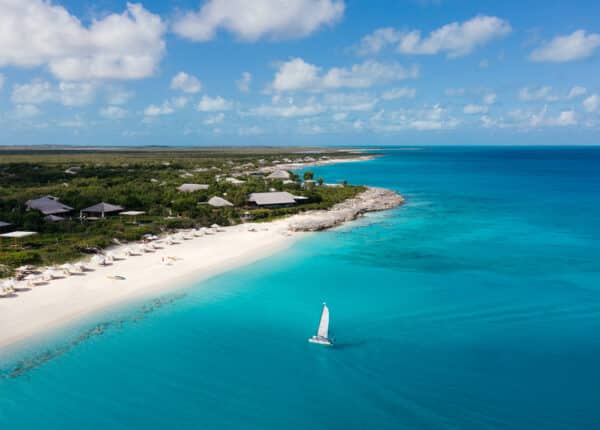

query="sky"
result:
[0,0,599,146]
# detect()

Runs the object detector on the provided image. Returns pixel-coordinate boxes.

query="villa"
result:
[207,196,234,208]
[248,192,308,209]
[177,183,210,192]
[26,196,73,217]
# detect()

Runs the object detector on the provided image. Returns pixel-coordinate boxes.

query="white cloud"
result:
[0,73,4,90]
[555,110,577,126]
[271,58,418,92]
[238,126,264,136]
[0,2,166,80]
[144,97,188,116]
[568,86,587,99]
[518,86,559,102]
[203,112,226,125]
[236,72,252,92]
[332,112,348,121]
[445,88,465,97]
[483,93,497,105]
[100,106,127,119]
[356,27,403,56]
[358,16,511,58]
[11,80,96,106]
[197,95,233,112]
[173,0,344,42]
[583,94,599,113]
[381,87,416,100]
[171,72,202,93]
[323,93,378,111]
[529,30,600,63]
[14,104,40,118]
[252,103,325,117]
[106,87,134,105]
[508,106,577,128]
[463,104,488,114]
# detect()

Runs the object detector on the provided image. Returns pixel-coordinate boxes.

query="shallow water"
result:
[2,147,600,429]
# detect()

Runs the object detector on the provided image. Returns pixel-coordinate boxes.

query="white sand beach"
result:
[0,187,402,351]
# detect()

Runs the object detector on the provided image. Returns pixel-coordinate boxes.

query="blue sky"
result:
[0,0,599,146]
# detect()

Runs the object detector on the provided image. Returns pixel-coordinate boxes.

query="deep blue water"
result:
[2,147,600,429]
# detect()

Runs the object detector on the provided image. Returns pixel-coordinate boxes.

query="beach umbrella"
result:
[91,255,106,266]
[211,224,220,229]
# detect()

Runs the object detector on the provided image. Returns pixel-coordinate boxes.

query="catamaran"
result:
[308,303,333,346]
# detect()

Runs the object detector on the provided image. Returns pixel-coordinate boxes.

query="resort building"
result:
[248,192,307,208]
[207,196,234,208]
[224,177,245,185]
[26,196,73,217]
[81,202,124,219]
[266,169,291,180]
[177,183,210,192]
[0,221,12,231]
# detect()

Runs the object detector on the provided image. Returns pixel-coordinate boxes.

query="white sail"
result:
[317,304,330,338]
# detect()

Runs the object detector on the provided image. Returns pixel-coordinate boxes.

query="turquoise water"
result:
[2,147,600,429]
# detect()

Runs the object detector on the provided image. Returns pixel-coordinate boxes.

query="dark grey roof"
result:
[26,196,73,215]
[0,221,12,228]
[248,192,298,206]
[82,202,124,213]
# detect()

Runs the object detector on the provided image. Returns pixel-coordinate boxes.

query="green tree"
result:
[317,177,324,186]
[303,171,314,181]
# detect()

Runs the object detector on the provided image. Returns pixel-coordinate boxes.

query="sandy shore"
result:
[0,186,402,351]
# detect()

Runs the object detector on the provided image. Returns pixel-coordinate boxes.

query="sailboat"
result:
[308,303,333,346]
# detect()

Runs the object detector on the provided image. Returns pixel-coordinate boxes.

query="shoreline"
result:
[0,185,402,353]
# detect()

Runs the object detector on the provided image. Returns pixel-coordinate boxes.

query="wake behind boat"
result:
[308,303,333,346]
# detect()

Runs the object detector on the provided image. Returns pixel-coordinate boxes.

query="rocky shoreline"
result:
[288,187,404,232]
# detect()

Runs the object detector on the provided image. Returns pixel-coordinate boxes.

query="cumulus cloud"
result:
[0,1,166,81]
[14,104,40,118]
[100,106,128,119]
[236,72,252,92]
[171,72,202,93]
[249,97,325,117]
[483,93,497,105]
[106,87,134,105]
[323,92,378,111]
[381,87,416,100]
[173,0,344,42]
[11,80,96,106]
[144,97,188,116]
[271,58,418,92]
[568,86,587,99]
[518,86,559,102]
[203,112,226,125]
[357,16,511,58]
[509,106,577,128]
[463,104,488,114]
[529,30,600,63]
[197,95,233,111]
[583,94,599,113]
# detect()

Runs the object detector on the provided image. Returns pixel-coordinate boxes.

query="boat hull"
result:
[308,336,333,346]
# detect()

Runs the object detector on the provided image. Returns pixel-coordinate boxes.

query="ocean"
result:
[2,147,600,429]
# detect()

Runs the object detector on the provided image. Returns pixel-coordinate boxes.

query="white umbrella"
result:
[91,255,106,266]
[74,262,89,272]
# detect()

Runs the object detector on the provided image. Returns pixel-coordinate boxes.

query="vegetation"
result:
[0,147,366,277]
